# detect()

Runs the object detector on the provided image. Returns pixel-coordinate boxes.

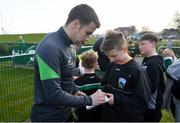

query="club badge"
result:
[118,77,126,89]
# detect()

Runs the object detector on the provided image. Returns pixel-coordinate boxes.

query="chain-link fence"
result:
[0,45,94,122]
[0,53,34,122]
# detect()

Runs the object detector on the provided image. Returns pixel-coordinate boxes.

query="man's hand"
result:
[75,91,86,96]
[90,89,106,106]
[106,93,114,105]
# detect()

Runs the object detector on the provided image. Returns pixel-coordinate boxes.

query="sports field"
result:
[0,34,178,122]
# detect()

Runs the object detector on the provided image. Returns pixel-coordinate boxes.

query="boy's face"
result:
[105,48,126,64]
[139,40,155,56]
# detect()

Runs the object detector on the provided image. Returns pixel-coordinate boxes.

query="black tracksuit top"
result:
[101,59,151,122]
[142,55,165,109]
[31,27,92,122]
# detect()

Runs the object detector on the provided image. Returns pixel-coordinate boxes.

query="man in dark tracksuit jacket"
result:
[31,27,92,121]
[31,4,106,122]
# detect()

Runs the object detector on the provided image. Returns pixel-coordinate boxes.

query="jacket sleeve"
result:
[72,82,80,95]
[93,37,103,52]
[36,45,92,107]
[100,62,112,91]
[114,68,151,107]
[164,57,173,70]
[146,62,161,94]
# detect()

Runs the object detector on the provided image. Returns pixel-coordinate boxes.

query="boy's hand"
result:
[162,48,174,57]
[75,91,86,96]
[106,93,114,105]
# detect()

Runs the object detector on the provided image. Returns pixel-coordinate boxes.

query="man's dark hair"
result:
[140,33,159,43]
[65,4,100,28]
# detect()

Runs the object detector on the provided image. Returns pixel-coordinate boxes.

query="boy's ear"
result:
[151,41,157,48]
[95,62,100,70]
[123,47,128,53]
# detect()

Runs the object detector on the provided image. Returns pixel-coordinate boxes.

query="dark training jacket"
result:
[31,27,92,122]
[142,55,165,110]
[75,73,102,122]
[101,59,151,122]
[93,36,110,71]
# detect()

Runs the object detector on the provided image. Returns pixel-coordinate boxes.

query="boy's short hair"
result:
[101,30,127,53]
[140,33,159,43]
[80,50,98,69]
[128,40,134,44]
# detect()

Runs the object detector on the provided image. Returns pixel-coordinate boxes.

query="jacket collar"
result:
[57,27,73,47]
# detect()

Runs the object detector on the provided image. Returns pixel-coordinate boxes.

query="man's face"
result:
[105,49,126,64]
[73,21,97,46]
[139,40,154,56]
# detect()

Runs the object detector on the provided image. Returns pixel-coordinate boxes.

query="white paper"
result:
[86,96,109,110]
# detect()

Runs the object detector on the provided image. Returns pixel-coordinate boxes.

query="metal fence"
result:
[0,53,34,122]
[158,46,180,57]
[0,46,94,122]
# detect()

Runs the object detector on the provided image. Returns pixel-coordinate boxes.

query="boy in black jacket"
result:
[100,30,151,122]
[139,32,165,122]
[75,50,102,121]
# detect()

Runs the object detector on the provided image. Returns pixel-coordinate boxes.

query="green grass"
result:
[0,33,97,56]
[0,33,96,45]
[161,110,174,122]
[0,33,46,43]
[157,40,180,57]
[85,36,96,45]
[0,61,34,122]
[157,40,180,49]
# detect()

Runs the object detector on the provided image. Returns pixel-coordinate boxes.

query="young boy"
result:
[100,30,151,122]
[139,33,165,122]
[128,40,136,58]
[162,50,180,122]
[75,50,102,122]
[162,48,177,70]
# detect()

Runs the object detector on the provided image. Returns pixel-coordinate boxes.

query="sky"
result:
[0,0,180,34]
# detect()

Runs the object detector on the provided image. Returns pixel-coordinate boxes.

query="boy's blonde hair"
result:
[101,30,127,53]
[80,50,98,69]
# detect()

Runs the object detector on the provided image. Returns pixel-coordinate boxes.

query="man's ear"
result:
[71,19,80,30]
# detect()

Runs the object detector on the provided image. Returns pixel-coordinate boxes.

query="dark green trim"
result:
[78,83,101,91]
